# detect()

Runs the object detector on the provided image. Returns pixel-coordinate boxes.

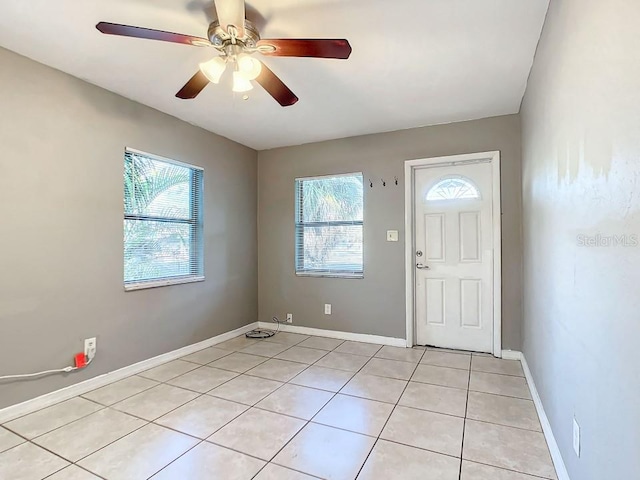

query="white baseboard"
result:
[257,322,407,348]
[0,322,258,424]
[501,350,523,360]
[520,353,571,480]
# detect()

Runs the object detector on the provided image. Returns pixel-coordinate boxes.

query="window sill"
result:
[124,276,205,291]
[296,272,364,279]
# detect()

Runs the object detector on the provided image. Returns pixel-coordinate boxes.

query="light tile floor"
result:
[0,333,558,480]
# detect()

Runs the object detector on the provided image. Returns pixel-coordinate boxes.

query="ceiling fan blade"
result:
[96,22,210,47]
[257,39,352,59]
[176,71,210,99]
[255,62,298,107]
[213,0,246,37]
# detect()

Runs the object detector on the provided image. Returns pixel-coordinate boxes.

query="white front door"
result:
[414,161,495,353]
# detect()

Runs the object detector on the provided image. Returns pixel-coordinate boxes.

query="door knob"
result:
[416,263,430,270]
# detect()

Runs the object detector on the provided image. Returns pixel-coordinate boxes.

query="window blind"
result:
[124,149,203,287]
[295,173,364,277]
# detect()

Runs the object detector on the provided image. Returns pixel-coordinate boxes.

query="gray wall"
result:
[0,48,258,409]
[521,0,640,478]
[258,115,523,347]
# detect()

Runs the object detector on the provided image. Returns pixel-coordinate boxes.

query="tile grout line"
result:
[175,347,236,366]
[462,458,557,480]
[2,398,107,438]
[255,340,386,479]
[3,402,111,468]
[248,339,352,479]
[142,340,318,478]
[463,417,545,434]
[462,355,555,480]
[1,400,115,479]
[248,354,488,460]
[458,354,473,480]
[141,336,322,480]
[142,438,207,479]
[471,368,527,378]
[40,458,109,480]
[254,348,437,424]
[352,346,427,479]
[80,377,161,407]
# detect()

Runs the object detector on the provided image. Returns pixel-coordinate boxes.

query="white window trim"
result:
[125,147,204,171]
[295,171,364,279]
[294,171,362,181]
[124,148,204,290]
[295,271,364,279]
[124,275,205,291]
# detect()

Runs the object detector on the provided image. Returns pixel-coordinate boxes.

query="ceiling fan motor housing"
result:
[208,20,260,50]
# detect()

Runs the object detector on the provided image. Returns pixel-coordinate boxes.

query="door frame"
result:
[404,151,502,357]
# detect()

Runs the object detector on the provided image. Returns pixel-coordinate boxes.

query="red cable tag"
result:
[74,353,87,368]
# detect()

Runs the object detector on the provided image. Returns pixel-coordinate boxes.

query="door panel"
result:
[424,214,445,262]
[425,279,445,325]
[414,162,494,353]
[460,279,482,328]
[459,212,481,262]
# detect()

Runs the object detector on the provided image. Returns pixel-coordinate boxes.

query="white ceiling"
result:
[0,0,548,150]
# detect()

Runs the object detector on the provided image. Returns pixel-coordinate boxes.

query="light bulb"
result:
[232,71,253,92]
[236,53,262,80]
[199,57,227,84]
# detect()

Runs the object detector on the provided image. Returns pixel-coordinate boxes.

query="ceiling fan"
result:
[96,0,352,107]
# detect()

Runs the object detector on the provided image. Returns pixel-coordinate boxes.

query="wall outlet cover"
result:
[286,313,293,323]
[573,417,580,457]
[324,304,332,315]
[386,230,399,242]
[84,337,97,360]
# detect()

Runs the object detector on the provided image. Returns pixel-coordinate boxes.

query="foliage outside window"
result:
[295,173,364,277]
[124,149,203,289]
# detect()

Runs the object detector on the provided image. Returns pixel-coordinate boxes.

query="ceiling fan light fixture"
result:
[199,57,227,84]
[232,71,253,92]
[236,53,262,80]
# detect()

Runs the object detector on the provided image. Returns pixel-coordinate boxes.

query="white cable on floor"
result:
[0,357,93,381]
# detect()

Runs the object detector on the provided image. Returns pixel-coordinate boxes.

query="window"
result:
[295,173,364,277]
[425,176,480,201]
[124,148,203,290]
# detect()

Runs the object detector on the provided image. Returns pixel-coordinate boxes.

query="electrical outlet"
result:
[573,417,580,457]
[324,304,332,315]
[84,337,97,361]
[286,313,293,323]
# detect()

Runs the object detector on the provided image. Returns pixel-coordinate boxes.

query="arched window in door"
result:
[425,176,480,201]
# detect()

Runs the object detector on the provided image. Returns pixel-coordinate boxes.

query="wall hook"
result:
[381,178,386,187]
[369,179,373,188]
[394,176,399,186]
